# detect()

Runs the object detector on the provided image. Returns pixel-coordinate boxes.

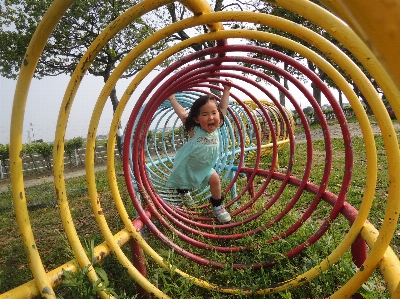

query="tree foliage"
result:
[237,1,332,108]
[22,142,39,170]
[146,0,260,96]
[64,137,84,165]
[238,0,380,114]
[147,0,263,56]
[34,142,53,170]
[0,0,167,81]
[0,0,169,156]
[0,144,10,168]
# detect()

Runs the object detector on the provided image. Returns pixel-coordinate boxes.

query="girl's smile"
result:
[195,100,221,133]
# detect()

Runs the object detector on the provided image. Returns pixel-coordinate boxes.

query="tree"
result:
[22,143,39,171]
[147,1,261,95]
[242,1,380,117]
[35,142,53,170]
[64,137,84,166]
[0,143,10,173]
[239,1,329,110]
[154,0,264,53]
[0,0,168,155]
[149,1,314,107]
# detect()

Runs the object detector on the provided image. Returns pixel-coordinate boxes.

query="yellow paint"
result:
[6,0,400,298]
[9,1,75,298]
[319,0,400,101]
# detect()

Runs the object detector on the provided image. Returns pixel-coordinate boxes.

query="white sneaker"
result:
[180,192,195,206]
[212,205,231,223]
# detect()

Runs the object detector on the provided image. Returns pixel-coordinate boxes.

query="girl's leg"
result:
[209,172,221,200]
[209,172,231,223]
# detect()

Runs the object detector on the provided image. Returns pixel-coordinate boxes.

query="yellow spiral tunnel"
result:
[2,0,400,298]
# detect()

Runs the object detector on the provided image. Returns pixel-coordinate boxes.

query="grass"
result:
[0,117,399,298]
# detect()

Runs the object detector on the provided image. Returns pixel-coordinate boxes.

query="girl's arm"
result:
[219,79,231,116]
[168,94,188,123]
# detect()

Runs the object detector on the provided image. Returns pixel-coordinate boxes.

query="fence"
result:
[0,145,118,179]
[292,105,357,125]
[0,136,185,180]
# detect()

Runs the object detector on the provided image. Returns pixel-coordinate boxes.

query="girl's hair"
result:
[184,94,224,132]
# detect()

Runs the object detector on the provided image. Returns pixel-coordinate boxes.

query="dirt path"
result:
[0,164,108,193]
[1,121,399,193]
[295,121,400,142]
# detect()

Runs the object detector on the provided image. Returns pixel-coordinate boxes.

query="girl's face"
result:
[194,100,221,133]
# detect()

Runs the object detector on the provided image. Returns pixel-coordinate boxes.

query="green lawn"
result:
[0,120,399,298]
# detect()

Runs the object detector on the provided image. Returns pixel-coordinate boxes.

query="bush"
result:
[0,144,9,167]
[22,143,39,170]
[35,142,53,170]
[65,137,85,165]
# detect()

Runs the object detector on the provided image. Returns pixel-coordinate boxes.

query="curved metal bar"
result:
[5,1,400,298]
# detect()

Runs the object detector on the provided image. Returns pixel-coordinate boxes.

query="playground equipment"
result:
[2,0,400,298]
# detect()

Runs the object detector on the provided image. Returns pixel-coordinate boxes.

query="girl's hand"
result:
[219,79,231,117]
[167,93,188,123]
[222,78,232,90]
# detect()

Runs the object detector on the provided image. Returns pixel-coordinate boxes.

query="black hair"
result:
[184,94,224,132]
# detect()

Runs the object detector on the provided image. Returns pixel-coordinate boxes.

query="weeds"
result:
[0,120,399,298]
[58,266,118,299]
[56,240,138,299]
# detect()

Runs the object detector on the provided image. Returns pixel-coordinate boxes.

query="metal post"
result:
[0,160,3,179]
[74,149,78,166]
[130,216,150,299]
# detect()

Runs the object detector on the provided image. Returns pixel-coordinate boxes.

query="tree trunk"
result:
[310,81,322,122]
[109,87,124,159]
[352,82,370,114]
[307,60,321,108]
[273,73,285,107]
[338,89,343,108]
[209,79,222,97]
[311,82,322,107]
[307,61,327,124]
[214,0,223,12]
[281,62,289,107]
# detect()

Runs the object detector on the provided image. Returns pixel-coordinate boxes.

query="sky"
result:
[0,30,335,146]
[0,72,173,144]
[0,68,330,145]
[0,1,341,146]
[1,74,127,144]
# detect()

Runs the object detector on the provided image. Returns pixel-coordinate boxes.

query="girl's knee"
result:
[209,172,220,187]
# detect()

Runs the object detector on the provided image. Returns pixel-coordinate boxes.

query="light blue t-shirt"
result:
[167,126,219,190]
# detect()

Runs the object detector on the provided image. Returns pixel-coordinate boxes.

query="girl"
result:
[166,80,232,223]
